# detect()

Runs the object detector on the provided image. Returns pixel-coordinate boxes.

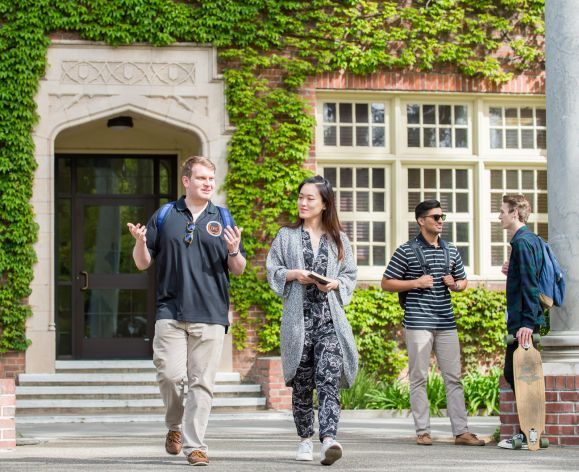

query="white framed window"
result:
[320,166,389,271]
[407,167,473,268]
[405,103,469,149]
[488,106,546,150]
[320,101,387,149]
[488,168,548,267]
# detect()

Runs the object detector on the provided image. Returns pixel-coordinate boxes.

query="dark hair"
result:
[290,175,344,261]
[415,199,442,220]
[502,194,531,223]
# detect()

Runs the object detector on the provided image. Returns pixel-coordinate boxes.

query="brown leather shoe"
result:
[455,432,485,446]
[187,450,209,466]
[165,430,182,455]
[417,433,433,445]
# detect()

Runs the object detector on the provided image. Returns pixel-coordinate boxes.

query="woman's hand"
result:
[288,269,315,285]
[314,279,339,292]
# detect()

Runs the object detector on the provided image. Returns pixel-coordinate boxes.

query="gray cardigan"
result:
[266,226,359,388]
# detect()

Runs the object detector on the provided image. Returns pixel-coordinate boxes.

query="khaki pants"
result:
[404,328,468,437]
[153,320,225,455]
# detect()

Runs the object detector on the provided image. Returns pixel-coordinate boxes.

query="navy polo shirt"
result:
[145,197,242,327]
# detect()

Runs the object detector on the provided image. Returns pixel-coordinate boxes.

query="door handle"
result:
[80,271,89,290]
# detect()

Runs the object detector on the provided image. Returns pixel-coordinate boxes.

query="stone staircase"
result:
[16,360,266,419]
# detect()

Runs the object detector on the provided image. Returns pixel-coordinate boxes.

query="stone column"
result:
[543,0,579,368]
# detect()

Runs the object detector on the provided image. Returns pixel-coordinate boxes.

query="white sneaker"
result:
[497,433,528,450]
[296,439,313,461]
[320,439,343,466]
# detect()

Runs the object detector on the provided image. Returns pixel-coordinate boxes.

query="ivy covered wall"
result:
[0,0,544,353]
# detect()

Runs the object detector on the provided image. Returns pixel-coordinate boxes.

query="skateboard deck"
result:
[511,336,547,451]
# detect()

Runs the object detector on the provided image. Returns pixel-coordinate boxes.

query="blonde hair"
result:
[181,156,216,178]
[502,194,532,223]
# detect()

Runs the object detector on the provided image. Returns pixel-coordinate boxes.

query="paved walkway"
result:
[2,412,578,471]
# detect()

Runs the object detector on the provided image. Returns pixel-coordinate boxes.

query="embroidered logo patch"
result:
[206,221,223,237]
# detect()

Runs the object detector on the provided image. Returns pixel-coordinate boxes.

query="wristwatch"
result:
[228,250,239,257]
[453,282,460,291]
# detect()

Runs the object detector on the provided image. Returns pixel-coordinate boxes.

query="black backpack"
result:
[398,238,451,309]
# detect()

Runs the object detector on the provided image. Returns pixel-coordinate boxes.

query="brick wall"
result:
[0,379,16,449]
[0,351,25,380]
[251,356,292,411]
[500,375,579,447]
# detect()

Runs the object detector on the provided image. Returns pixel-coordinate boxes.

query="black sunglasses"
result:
[184,222,196,246]
[424,214,446,222]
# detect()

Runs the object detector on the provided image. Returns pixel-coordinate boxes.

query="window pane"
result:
[340,191,353,211]
[490,170,503,189]
[491,246,504,266]
[439,105,452,125]
[373,222,386,242]
[407,104,420,124]
[408,222,419,240]
[537,193,548,213]
[458,246,469,266]
[356,127,369,146]
[491,222,503,243]
[536,130,546,149]
[439,128,452,148]
[324,126,337,146]
[356,168,369,187]
[506,170,518,189]
[373,168,385,188]
[538,223,548,241]
[340,126,353,146]
[490,193,503,212]
[324,168,337,187]
[490,129,503,149]
[442,224,454,241]
[323,103,336,123]
[520,107,533,126]
[357,222,370,242]
[408,127,420,147]
[58,199,72,280]
[340,168,353,187]
[537,170,547,190]
[357,246,370,266]
[440,192,453,212]
[536,108,546,127]
[521,170,534,190]
[490,107,503,126]
[440,169,452,189]
[408,169,421,188]
[423,105,436,124]
[372,103,385,123]
[456,223,469,243]
[456,193,469,213]
[505,129,519,148]
[57,285,72,356]
[343,221,354,240]
[455,128,468,148]
[408,192,421,211]
[455,169,468,189]
[423,128,436,147]
[373,246,386,266]
[521,129,534,149]
[372,127,385,147]
[373,192,385,212]
[424,169,436,188]
[505,108,519,126]
[57,157,72,194]
[356,103,369,123]
[455,105,467,125]
[339,103,352,123]
[357,191,370,211]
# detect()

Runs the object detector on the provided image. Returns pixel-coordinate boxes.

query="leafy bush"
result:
[461,367,501,416]
[340,368,378,410]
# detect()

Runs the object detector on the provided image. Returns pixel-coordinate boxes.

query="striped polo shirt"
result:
[383,234,466,330]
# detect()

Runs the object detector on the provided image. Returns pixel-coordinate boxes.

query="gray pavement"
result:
[1,412,578,471]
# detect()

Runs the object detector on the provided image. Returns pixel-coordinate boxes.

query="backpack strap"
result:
[217,206,234,228]
[408,239,430,275]
[155,201,176,249]
[438,238,451,275]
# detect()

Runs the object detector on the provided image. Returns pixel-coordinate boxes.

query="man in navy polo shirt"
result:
[127,156,246,466]
[381,200,484,447]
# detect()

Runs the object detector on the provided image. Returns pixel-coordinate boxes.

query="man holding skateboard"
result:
[498,194,545,450]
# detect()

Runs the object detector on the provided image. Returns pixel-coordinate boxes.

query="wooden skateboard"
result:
[506,333,549,451]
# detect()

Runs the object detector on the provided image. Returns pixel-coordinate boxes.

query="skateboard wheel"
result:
[532,333,541,345]
[540,438,549,448]
[512,438,523,449]
[505,334,515,345]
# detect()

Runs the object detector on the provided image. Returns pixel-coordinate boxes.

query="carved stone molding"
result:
[49,93,114,113]
[61,61,196,85]
[146,95,209,116]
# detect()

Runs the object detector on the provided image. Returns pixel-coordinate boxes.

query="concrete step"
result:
[16,384,262,400]
[55,360,156,373]
[16,397,267,415]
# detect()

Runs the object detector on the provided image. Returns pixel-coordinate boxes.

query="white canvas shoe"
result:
[320,439,343,466]
[296,439,313,461]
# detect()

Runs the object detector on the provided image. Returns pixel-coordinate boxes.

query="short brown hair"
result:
[502,194,532,223]
[181,156,216,178]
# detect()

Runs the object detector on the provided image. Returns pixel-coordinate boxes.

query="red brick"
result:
[560,436,579,446]
[0,419,14,429]
[546,402,574,413]
[544,435,559,446]
[545,376,556,390]
[0,380,15,395]
[560,392,579,402]
[545,425,575,435]
[0,429,15,439]
[501,402,516,413]
[556,376,566,390]
[0,439,16,448]
[0,397,15,407]
[500,414,519,424]
[566,376,575,390]
[546,414,560,424]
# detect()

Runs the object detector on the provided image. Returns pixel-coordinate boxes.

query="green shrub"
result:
[365,381,410,412]
[461,366,501,416]
[340,368,378,410]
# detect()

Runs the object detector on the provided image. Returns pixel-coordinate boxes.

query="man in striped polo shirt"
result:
[382,199,485,447]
